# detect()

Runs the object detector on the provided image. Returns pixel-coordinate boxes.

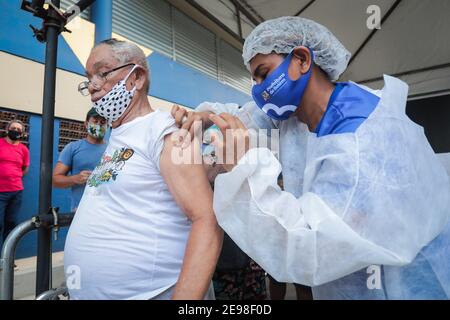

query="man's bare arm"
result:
[52,162,91,188]
[160,134,223,300]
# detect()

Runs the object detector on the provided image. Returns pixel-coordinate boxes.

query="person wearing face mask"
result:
[52,108,108,213]
[0,119,29,250]
[172,16,450,300]
[63,39,222,300]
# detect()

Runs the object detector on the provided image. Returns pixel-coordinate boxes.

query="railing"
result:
[0,211,74,300]
[36,286,68,300]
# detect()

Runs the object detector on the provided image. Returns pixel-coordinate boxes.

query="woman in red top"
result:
[0,120,30,249]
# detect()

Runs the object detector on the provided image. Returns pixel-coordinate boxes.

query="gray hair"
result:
[7,119,25,131]
[96,38,150,91]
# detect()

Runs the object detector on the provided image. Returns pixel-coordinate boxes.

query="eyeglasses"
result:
[78,63,135,96]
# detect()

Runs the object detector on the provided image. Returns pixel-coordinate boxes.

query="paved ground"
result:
[14,252,65,300]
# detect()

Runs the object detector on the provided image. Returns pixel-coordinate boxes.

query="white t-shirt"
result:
[64,110,192,300]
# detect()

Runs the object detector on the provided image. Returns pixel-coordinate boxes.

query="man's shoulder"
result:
[143,110,176,136]
[75,139,108,154]
[149,109,175,124]
[61,139,86,153]
[66,139,83,148]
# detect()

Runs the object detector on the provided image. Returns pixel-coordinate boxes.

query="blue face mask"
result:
[252,49,314,121]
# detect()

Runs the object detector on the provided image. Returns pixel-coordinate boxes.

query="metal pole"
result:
[35,0,61,296]
[35,286,68,300]
[235,4,243,40]
[20,0,95,298]
[0,221,37,300]
[0,212,73,300]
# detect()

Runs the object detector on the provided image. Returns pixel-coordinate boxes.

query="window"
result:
[58,119,87,152]
[112,0,173,58]
[111,0,250,95]
[219,40,252,94]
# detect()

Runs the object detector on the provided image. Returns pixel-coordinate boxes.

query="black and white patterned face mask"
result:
[93,65,139,125]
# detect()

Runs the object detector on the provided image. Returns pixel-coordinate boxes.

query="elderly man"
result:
[64,39,222,300]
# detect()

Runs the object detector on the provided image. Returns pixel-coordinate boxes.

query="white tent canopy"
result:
[190,0,450,99]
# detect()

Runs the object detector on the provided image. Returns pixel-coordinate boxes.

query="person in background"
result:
[212,232,267,300]
[0,119,29,249]
[52,108,107,212]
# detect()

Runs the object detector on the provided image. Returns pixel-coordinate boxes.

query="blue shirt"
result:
[315,82,380,137]
[58,139,107,211]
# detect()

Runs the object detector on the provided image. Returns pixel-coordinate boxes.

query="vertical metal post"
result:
[235,4,243,40]
[20,0,96,298]
[35,0,60,296]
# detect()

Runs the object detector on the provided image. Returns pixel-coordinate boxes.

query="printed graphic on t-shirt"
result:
[87,147,134,187]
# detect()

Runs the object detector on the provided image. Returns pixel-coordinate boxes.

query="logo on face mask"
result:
[93,65,139,125]
[252,49,314,121]
[263,73,288,100]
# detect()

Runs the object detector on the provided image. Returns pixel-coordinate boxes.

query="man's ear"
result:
[292,46,313,74]
[133,68,148,92]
